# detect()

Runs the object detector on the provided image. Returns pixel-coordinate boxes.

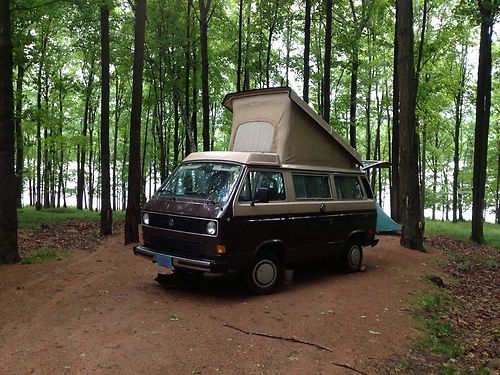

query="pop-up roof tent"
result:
[223,87,362,169]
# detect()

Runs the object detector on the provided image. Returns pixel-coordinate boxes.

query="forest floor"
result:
[0,222,498,374]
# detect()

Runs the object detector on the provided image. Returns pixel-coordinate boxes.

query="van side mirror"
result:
[251,187,270,206]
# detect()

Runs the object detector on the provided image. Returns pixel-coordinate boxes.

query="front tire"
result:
[342,241,363,272]
[245,253,284,294]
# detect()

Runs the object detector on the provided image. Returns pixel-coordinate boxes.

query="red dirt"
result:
[0,234,441,374]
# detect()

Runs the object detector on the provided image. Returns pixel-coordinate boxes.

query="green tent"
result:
[376,204,401,234]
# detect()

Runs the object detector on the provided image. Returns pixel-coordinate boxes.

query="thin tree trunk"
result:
[390,4,400,222]
[36,33,48,211]
[15,63,25,208]
[237,0,243,91]
[453,48,466,222]
[0,0,19,263]
[243,0,251,90]
[471,1,493,244]
[303,0,311,102]
[322,0,332,123]
[100,3,112,235]
[495,140,500,224]
[199,0,211,151]
[265,0,279,88]
[112,75,122,211]
[125,0,147,244]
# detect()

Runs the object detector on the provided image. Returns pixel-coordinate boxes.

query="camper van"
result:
[134,87,378,293]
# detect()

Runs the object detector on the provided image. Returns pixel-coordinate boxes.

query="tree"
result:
[100,2,112,235]
[322,0,332,123]
[125,0,146,244]
[471,0,495,244]
[303,0,311,102]
[0,0,20,263]
[199,0,211,151]
[396,0,423,251]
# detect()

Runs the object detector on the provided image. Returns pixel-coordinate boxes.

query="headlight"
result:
[143,212,150,225]
[206,221,217,235]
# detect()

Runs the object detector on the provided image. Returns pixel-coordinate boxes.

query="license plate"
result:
[156,254,174,269]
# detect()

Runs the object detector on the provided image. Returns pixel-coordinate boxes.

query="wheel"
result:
[342,241,363,272]
[245,253,284,294]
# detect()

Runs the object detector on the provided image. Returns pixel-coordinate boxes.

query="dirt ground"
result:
[0,234,441,375]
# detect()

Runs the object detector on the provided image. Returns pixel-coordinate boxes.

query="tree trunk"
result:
[243,0,251,90]
[453,49,466,223]
[125,0,147,244]
[112,75,122,211]
[390,4,400,223]
[265,0,279,88]
[495,140,499,224]
[396,0,423,251]
[471,1,493,244]
[237,0,243,91]
[78,59,95,210]
[303,0,311,102]
[199,0,210,151]
[0,0,19,263]
[322,0,332,123]
[36,33,48,211]
[15,63,24,208]
[100,3,112,235]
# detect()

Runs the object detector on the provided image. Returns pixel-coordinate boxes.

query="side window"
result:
[360,176,374,199]
[238,171,286,202]
[292,174,331,199]
[334,175,364,200]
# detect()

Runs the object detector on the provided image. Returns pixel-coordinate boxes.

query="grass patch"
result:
[22,247,69,264]
[425,220,500,250]
[18,206,125,229]
[409,291,462,362]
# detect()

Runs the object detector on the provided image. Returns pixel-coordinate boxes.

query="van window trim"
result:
[236,167,287,203]
[291,172,333,201]
[332,173,367,201]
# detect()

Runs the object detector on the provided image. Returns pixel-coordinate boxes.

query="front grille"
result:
[147,235,203,255]
[148,213,207,235]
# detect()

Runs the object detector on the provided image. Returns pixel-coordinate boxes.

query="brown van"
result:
[134,88,378,293]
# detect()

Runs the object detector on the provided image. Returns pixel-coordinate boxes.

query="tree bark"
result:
[471,1,493,244]
[100,3,112,235]
[237,0,244,91]
[453,49,466,222]
[15,62,25,208]
[390,3,400,223]
[303,0,311,102]
[322,0,332,123]
[0,0,19,263]
[199,0,211,151]
[396,0,423,251]
[125,0,147,244]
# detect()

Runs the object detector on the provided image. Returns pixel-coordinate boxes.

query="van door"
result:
[287,173,337,262]
[231,169,290,266]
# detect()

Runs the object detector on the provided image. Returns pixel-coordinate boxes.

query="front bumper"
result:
[133,245,228,273]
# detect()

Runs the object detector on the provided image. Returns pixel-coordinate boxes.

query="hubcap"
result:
[253,259,277,287]
[349,245,361,267]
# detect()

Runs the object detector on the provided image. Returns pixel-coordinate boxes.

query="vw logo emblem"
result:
[168,219,174,228]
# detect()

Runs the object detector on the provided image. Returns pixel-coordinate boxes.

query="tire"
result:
[342,241,363,272]
[245,252,284,294]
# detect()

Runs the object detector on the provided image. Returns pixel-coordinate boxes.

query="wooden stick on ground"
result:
[223,322,369,375]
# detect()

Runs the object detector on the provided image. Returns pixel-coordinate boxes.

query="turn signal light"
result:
[216,245,226,255]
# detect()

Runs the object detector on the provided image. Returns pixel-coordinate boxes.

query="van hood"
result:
[143,196,226,219]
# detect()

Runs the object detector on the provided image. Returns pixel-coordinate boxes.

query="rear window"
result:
[292,174,331,199]
[334,175,364,200]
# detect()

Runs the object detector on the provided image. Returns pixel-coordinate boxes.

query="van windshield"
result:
[157,162,242,203]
